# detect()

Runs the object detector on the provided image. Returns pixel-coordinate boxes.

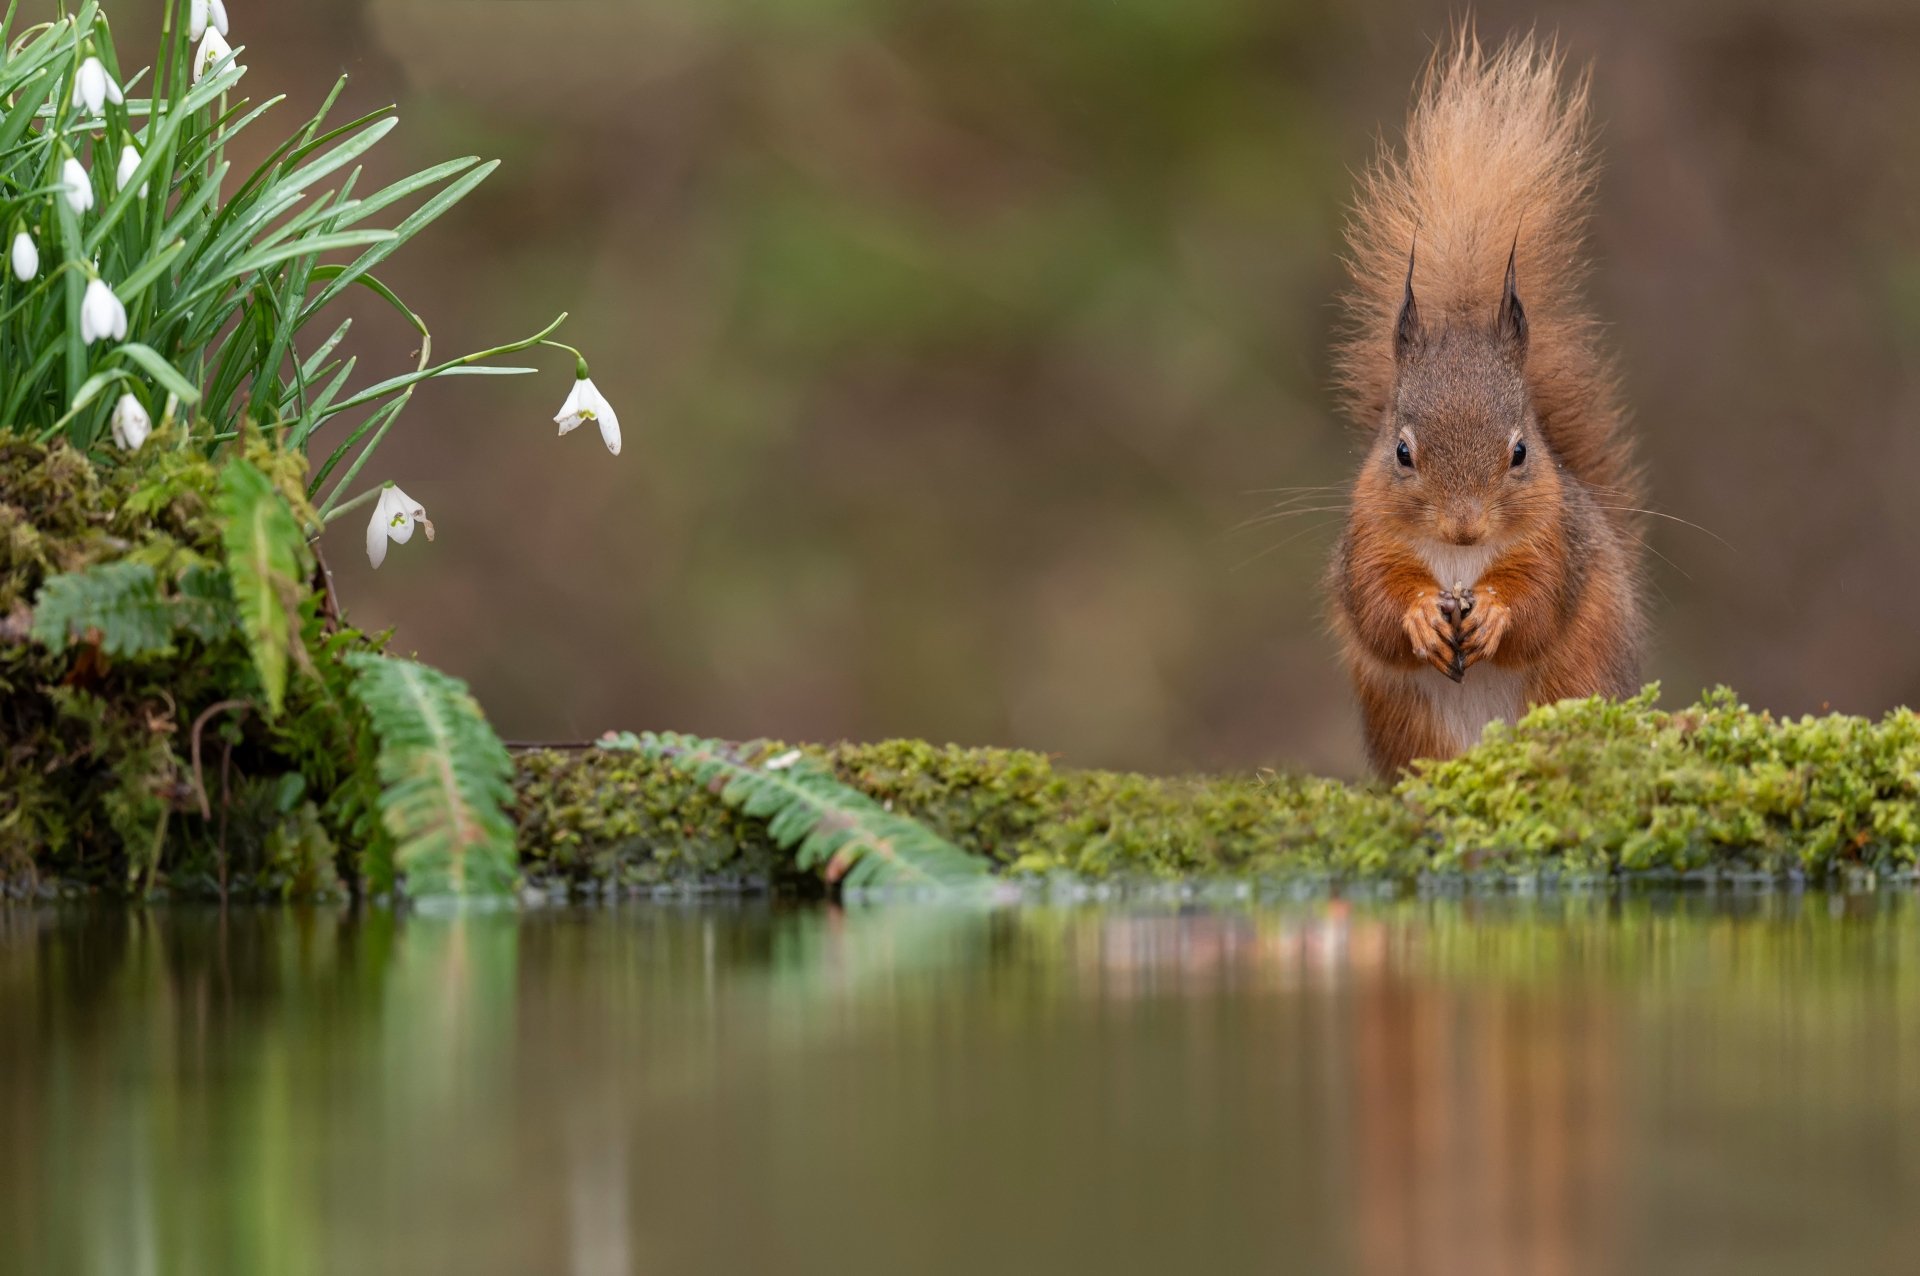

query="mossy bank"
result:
[515,691,1920,891]
[8,442,1920,898]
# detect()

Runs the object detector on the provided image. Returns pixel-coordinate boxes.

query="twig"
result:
[190,699,251,819]
[310,537,343,629]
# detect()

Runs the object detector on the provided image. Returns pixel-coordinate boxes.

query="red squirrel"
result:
[1325,33,1644,776]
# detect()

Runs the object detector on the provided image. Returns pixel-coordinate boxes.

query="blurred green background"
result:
[123,0,1920,775]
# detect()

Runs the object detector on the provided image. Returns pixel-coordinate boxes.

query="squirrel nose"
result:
[1443,503,1488,545]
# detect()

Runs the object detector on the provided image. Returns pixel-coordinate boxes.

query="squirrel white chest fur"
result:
[1417,542,1498,592]
[1416,539,1524,751]
[1421,663,1528,753]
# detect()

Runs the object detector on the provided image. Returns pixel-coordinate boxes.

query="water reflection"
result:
[2,895,1918,1275]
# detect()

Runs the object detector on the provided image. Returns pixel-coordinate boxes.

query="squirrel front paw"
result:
[1401,591,1463,682]
[1455,585,1512,669]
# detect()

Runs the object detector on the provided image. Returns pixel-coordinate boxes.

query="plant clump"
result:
[0,437,374,895]
[1,0,621,900]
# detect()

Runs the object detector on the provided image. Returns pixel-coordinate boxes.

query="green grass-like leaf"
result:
[605,731,992,891]
[1,1,558,477]
[216,458,310,717]
[343,652,518,898]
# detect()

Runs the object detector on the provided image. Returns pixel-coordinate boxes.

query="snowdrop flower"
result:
[366,484,433,569]
[10,231,35,282]
[60,156,93,214]
[110,394,151,452]
[116,143,147,198]
[553,372,622,455]
[193,29,238,83]
[79,277,127,345]
[190,0,230,41]
[71,55,123,116]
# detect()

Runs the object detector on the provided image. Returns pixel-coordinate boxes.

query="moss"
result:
[1401,688,1920,879]
[512,747,801,891]
[512,690,1920,888]
[2,439,372,898]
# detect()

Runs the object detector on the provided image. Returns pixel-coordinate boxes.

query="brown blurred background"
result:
[131,0,1920,776]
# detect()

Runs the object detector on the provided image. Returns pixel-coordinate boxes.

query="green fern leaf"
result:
[607,731,991,891]
[343,652,518,897]
[30,561,177,656]
[175,563,240,642]
[217,459,311,716]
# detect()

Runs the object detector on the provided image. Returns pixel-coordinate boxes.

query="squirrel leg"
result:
[1402,592,1465,681]
[1337,535,1460,679]
[1354,666,1454,775]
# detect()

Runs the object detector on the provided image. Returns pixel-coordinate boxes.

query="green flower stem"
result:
[318,311,570,424]
[310,311,569,518]
[318,480,388,526]
[537,338,589,379]
[311,393,408,519]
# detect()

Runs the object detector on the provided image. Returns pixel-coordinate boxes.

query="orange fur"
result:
[1325,30,1645,777]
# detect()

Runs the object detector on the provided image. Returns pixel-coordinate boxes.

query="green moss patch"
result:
[2,440,374,897]
[514,689,1920,890]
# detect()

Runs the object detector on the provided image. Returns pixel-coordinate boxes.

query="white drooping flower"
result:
[193,28,238,83]
[190,0,230,41]
[365,484,433,569]
[79,277,127,345]
[110,393,151,452]
[60,156,93,214]
[552,374,622,456]
[10,231,36,282]
[71,56,124,116]
[116,143,147,197]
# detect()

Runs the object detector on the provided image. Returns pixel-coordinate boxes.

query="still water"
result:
[2,894,1917,1275]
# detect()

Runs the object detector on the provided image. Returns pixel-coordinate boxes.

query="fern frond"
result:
[605,731,991,891]
[173,563,239,642]
[217,459,312,717]
[31,562,178,656]
[343,652,517,897]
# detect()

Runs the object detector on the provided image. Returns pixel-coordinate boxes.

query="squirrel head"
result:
[1363,242,1562,549]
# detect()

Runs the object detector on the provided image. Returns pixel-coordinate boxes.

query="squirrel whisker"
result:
[1589,505,1731,548]
[1234,519,1348,572]
[1230,504,1351,535]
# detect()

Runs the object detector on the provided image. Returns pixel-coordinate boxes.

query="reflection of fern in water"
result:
[602,731,990,891]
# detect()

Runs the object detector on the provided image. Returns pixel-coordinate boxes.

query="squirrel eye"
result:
[1395,439,1414,469]
[1510,439,1527,468]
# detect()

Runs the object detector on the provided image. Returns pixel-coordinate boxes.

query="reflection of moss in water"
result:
[516,688,1920,887]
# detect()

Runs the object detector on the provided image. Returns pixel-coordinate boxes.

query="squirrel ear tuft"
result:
[1498,237,1528,360]
[1395,238,1422,363]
